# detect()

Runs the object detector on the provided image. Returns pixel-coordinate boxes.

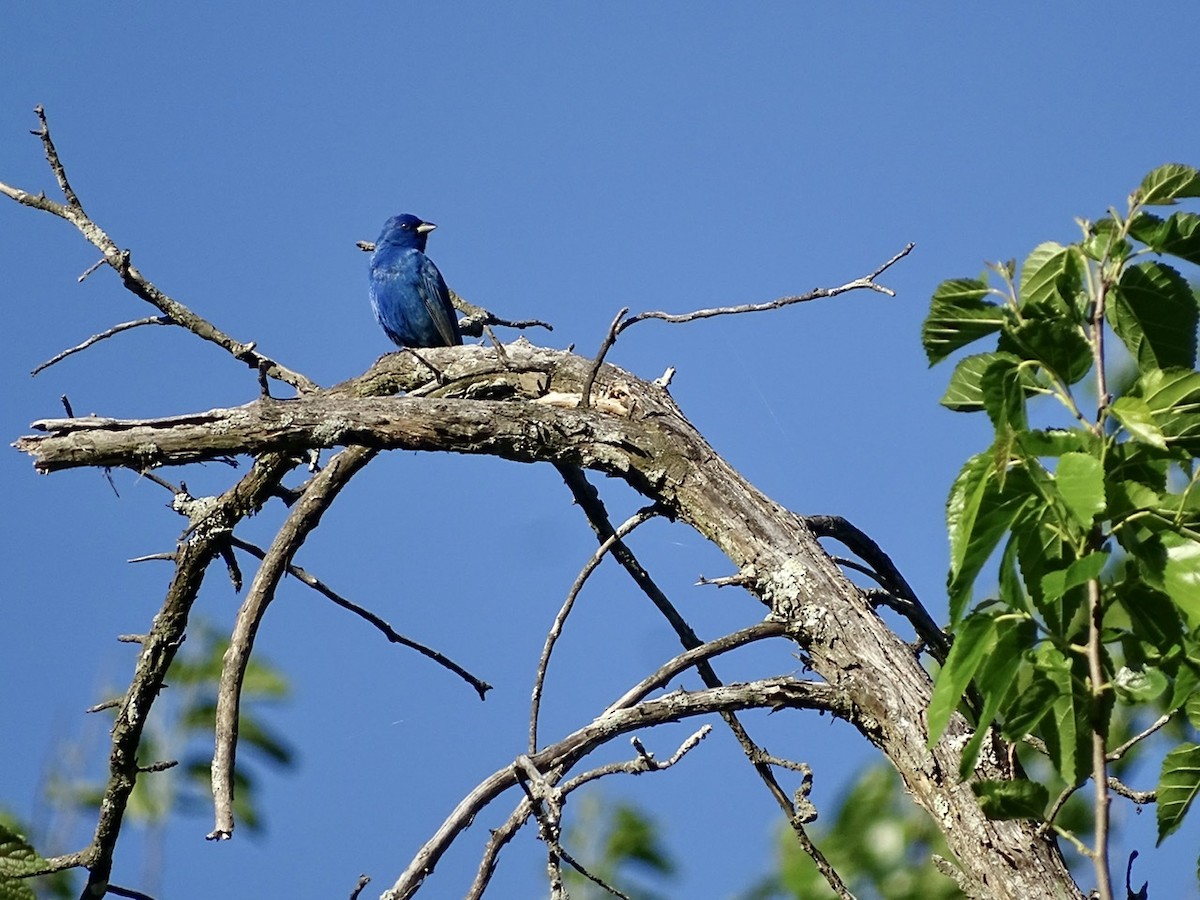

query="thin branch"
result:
[579,307,627,410]
[530,504,660,752]
[514,756,633,900]
[209,445,377,840]
[105,884,158,900]
[228,536,491,700]
[31,316,173,375]
[384,676,851,900]
[349,875,371,900]
[1106,777,1155,805]
[1108,713,1171,762]
[604,621,790,713]
[1,106,317,393]
[617,244,914,332]
[807,513,949,663]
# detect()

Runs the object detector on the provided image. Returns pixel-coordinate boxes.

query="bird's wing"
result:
[417,256,463,346]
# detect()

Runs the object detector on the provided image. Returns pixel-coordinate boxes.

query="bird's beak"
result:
[417,222,437,234]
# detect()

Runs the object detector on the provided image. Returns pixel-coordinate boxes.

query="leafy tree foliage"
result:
[923,164,1200,887]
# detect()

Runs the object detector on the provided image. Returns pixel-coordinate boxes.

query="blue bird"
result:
[369,213,463,348]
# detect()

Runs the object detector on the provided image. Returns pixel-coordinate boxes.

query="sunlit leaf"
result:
[1157,742,1200,844]
[923,279,1006,365]
[1019,242,1082,314]
[1055,452,1106,530]
[928,613,997,746]
[1002,314,1092,385]
[1130,211,1200,266]
[1041,551,1108,602]
[958,617,1035,779]
[946,454,1037,623]
[1110,396,1168,449]
[1135,163,1200,206]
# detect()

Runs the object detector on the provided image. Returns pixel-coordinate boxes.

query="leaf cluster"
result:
[922,164,1200,857]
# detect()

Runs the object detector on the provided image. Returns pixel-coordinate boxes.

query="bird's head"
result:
[378,213,437,252]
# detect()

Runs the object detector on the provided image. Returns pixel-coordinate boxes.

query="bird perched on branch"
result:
[369,213,463,348]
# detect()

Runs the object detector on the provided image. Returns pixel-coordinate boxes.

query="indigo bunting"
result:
[369,214,463,348]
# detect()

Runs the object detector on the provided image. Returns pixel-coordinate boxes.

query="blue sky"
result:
[3,4,1199,898]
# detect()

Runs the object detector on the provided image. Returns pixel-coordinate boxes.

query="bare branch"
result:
[807,513,949,663]
[1,107,317,393]
[209,445,376,840]
[228,536,491,699]
[1108,713,1171,762]
[385,677,851,900]
[31,316,172,375]
[617,243,914,332]
[579,307,628,410]
[76,451,303,895]
[554,463,853,893]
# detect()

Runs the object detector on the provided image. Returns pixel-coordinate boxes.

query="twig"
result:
[579,307,627,409]
[604,621,789,713]
[620,244,913,331]
[349,874,371,900]
[1106,777,1154,805]
[514,756,633,900]
[106,884,158,900]
[228,536,491,699]
[386,677,850,899]
[31,316,172,375]
[1,106,317,393]
[530,505,660,752]
[1108,713,1171,762]
[209,445,376,840]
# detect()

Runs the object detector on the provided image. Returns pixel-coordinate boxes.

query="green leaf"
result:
[1135,163,1200,206]
[1019,242,1083,314]
[1157,742,1200,843]
[1041,551,1108,602]
[1117,578,1185,656]
[1131,211,1200,266]
[1109,396,1169,449]
[1109,262,1198,371]
[1082,217,1132,262]
[0,825,48,899]
[1132,367,1200,453]
[1055,452,1106,529]
[1161,532,1200,625]
[928,613,997,746]
[980,356,1032,431]
[959,617,1036,779]
[1002,315,1093,385]
[940,352,1027,413]
[923,278,1006,365]
[1016,428,1093,458]
[946,453,1037,623]
[1000,669,1062,739]
[972,779,1049,820]
[1039,648,1091,785]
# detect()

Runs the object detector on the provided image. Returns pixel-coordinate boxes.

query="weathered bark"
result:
[17,341,1083,899]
